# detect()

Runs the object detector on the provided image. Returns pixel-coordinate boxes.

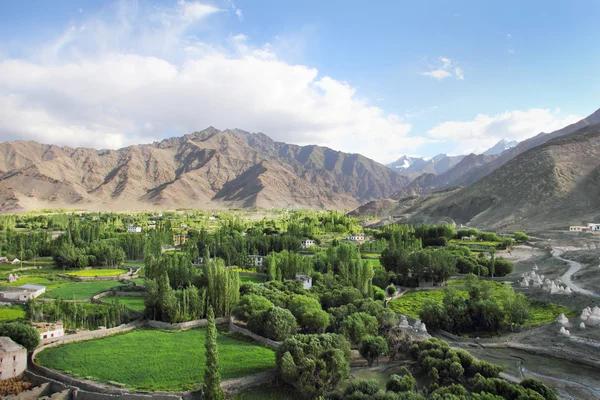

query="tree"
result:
[232,294,274,322]
[504,292,530,329]
[247,306,298,341]
[493,258,514,276]
[520,378,557,400]
[340,312,378,345]
[0,322,40,351]
[288,295,330,333]
[276,333,351,399]
[359,335,388,366]
[203,307,225,400]
[386,285,397,296]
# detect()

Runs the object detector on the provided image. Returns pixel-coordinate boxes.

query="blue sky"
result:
[0,0,598,163]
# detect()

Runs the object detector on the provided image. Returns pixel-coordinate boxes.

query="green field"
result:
[388,283,576,326]
[363,258,382,268]
[45,281,129,300]
[65,269,127,277]
[123,261,144,268]
[240,274,267,284]
[105,296,146,310]
[231,385,297,400]
[36,328,276,391]
[0,305,26,322]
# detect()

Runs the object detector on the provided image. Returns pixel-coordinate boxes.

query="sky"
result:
[0,0,599,164]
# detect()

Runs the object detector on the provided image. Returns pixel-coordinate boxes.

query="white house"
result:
[569,226,586,232]
[345,233,365,242]
[249,255,264,268]
[587,223,600,231]
[127,225,142,233]
[32,322,64,341]
[11,258,20,265]
[0,284,46,301]
[301,239,316,249]
[0,257,7,264]
[0,337,27,380]
[295,275,312,290]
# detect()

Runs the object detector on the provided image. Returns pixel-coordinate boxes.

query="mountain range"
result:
[351,108,600,230]
[0,128,409,213]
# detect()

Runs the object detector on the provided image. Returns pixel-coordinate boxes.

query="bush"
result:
[373,286,386,301]
[247,306,297,341]
[520,378,557,400]
[0,322,40,351]
[386,367,416,393]
[493,258,514,276]
[340,312,378,345]
[386,285,397,296]
[514,232,530,243]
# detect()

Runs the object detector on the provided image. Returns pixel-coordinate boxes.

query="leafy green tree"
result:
[340,312,378,345]
[203,306,225,400]
[0,323,40,351]
[288,295,330,333]
[514,232,530,243]
[247,306,298,341]
[504,292,530,329]
[520,378,557,400]
[493,258,514,276]
[232,294,274,322]
[359,335,388,366]
[276,333,351,399]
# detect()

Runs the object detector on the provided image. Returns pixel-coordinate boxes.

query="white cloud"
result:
[421,69,452,80]
[235,8,244,21]
[420,56,464,81]
[426,109,582,154]
[178,1,220,21]
[0,2,420,164]
[508,49,515,55]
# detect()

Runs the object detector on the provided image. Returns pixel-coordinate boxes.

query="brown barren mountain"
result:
[352,123,600,231]
[0,128,409,213]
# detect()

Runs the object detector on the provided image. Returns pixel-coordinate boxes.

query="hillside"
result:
[352,123,600,231]
[0,128,410,213]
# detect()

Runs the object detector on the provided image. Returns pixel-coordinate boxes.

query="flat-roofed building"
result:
[0,337,27,380]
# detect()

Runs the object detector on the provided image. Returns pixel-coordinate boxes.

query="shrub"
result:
[493,258,514,276]
[514,232,530,243]
[386,285,397,296]
[0,322,40,351]
[373,286,386,301]
[520,378,557,400]
[386,367,416,393]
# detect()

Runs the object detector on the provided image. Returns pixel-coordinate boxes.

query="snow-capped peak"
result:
[483,139,518,156]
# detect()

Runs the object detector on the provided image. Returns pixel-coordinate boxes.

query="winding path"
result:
[552,248,600,298]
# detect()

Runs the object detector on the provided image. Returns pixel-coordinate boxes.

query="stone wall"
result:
[227,321,281,348]
[146,317,230,331]
[40,320,144,347]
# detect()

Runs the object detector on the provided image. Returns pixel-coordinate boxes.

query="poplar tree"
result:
[204,306,225,400]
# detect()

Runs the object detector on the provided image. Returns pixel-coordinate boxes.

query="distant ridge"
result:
[0,128,410,213]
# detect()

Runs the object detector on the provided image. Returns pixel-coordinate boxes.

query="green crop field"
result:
[45,281,128,300]
[105,296,146,310]
[388,282,576,326]
[65,269,127,277]
[363,258,382,268]
[240,274,266,284]
[123,261,144,268]
[0,305,26,322]
[36,328,276,391]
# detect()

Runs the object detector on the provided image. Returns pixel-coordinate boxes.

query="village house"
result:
[249,255,264,268]
[295,274,312,290]
[461,235,477,241]
[173,234,188,246]
[569,226,586,232]
[11,258,20,265]
[127,225,142,233]
[147,221,157,229]
[301,239,316,249]
[0,284,46,302]
[587,223,600,231]
[31,321,64,340]
[345,233,365,242]
[0,337,27,381]
[0,257,7,264]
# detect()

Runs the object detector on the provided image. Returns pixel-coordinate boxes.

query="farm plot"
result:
[35,328,276,391]
[64,269,127,277]
[104,296,146,311]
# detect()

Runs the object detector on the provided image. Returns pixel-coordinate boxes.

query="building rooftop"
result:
[0,286,28,293]
[0,336,25,353]
[20,284,46,291]
[31,322,63,333]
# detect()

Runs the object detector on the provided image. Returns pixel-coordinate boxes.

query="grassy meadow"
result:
[388,281,577,326]
[105,296,146,310]
[64,269,127,277]
[0,305,26,322]
[35,328,276,391]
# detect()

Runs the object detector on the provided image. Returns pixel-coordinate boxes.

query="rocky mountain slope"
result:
[0,128,410,213]
[353,122,600,231]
